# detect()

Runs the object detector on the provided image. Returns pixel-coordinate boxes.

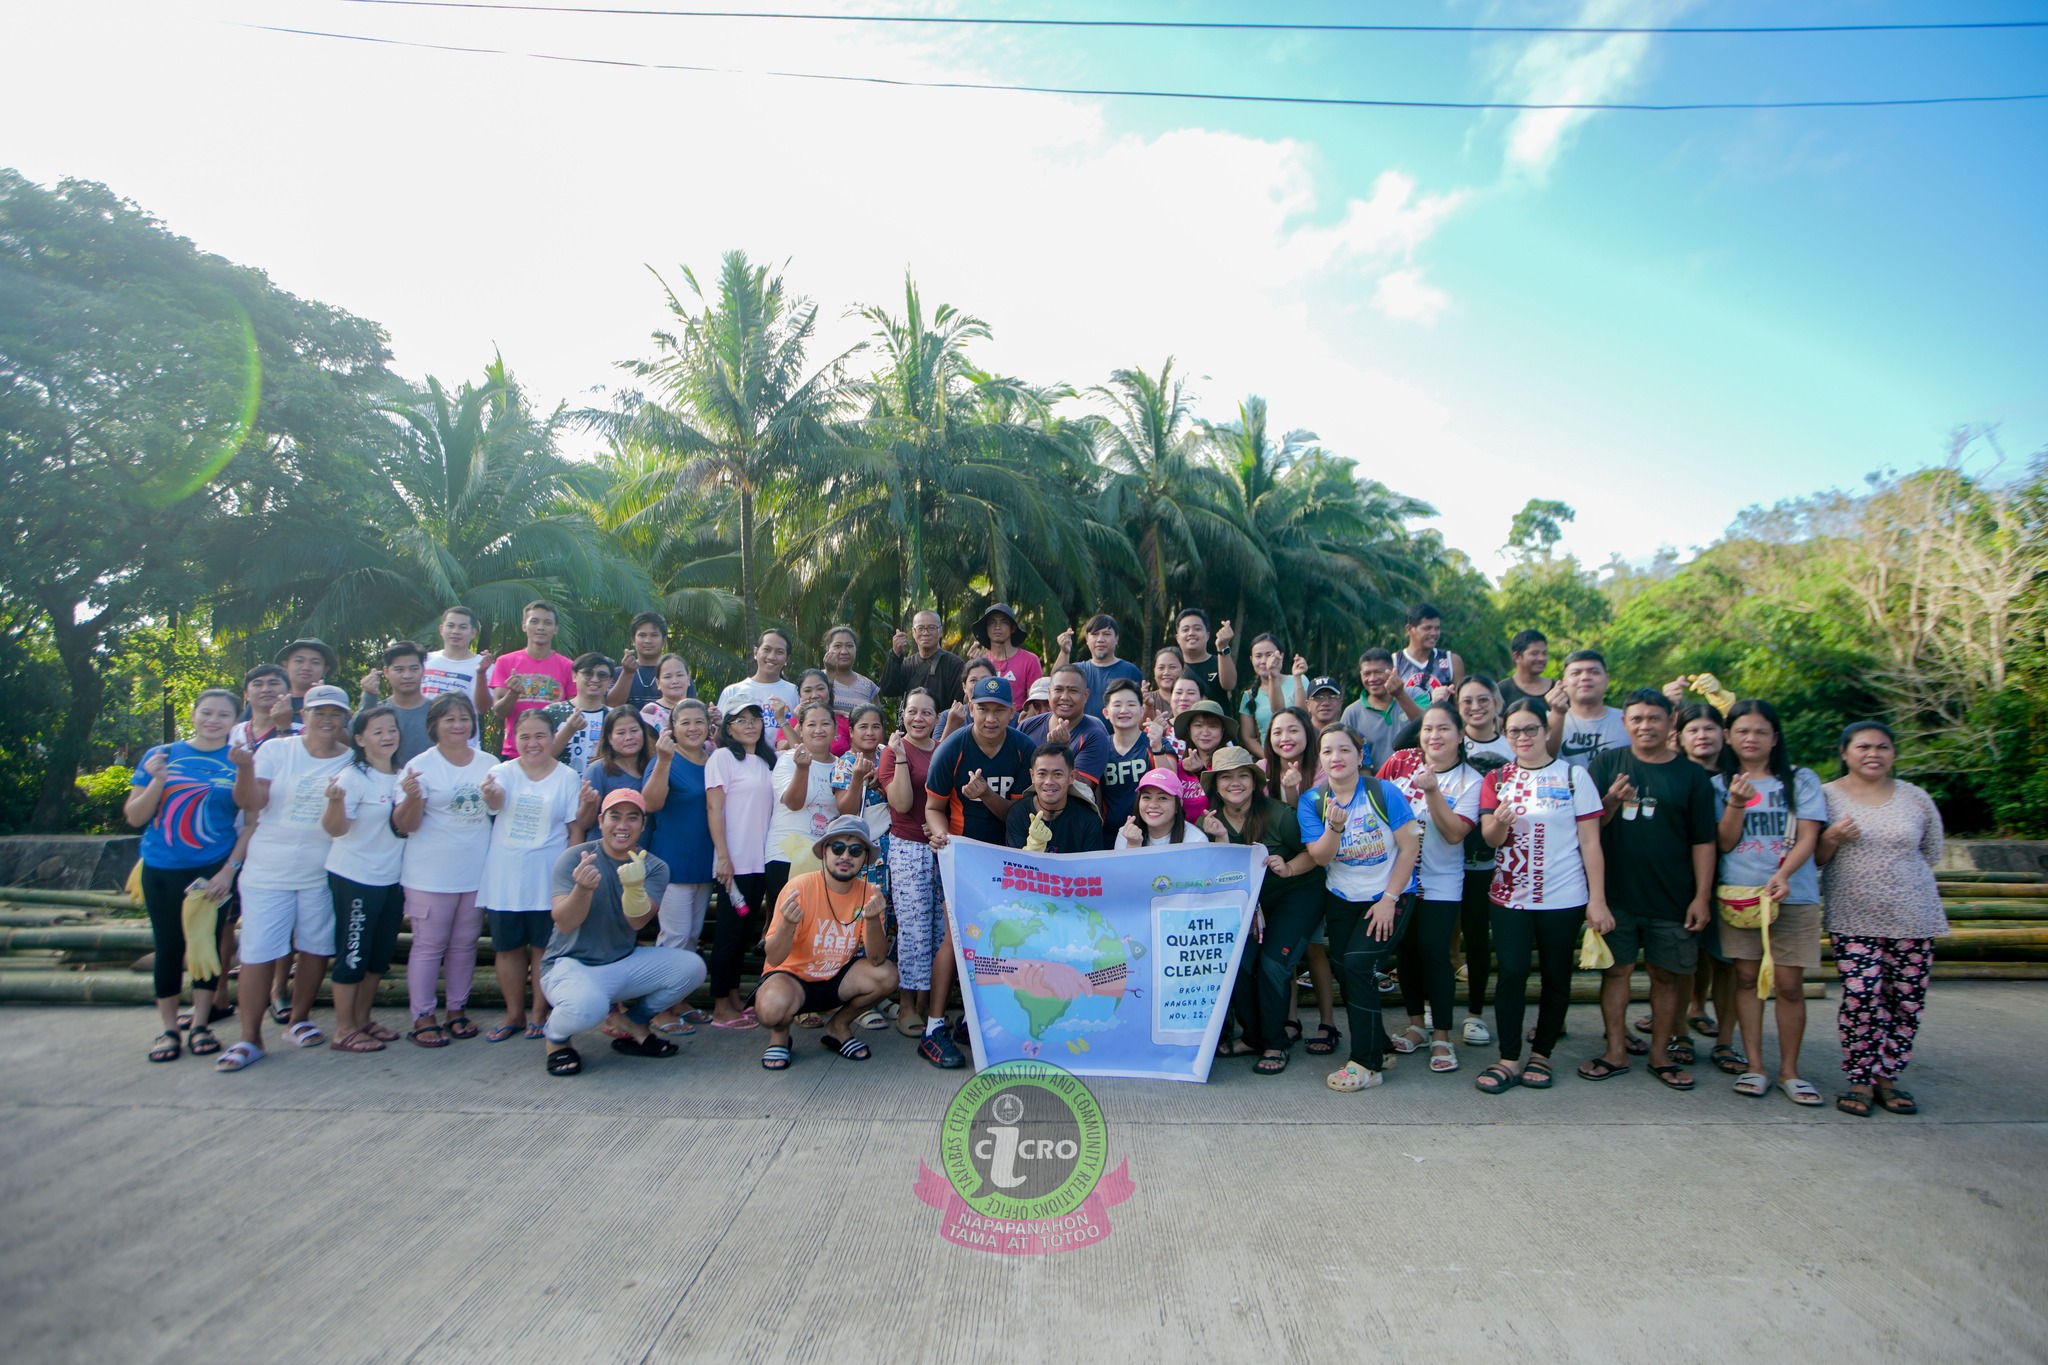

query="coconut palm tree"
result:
[1089,359,1264,649]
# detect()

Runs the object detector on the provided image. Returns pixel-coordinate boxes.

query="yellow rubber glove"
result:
[1691,672,1738,715]
[616,848,652,920]
[182,888,221,981]
[1023,811,1053,853]
[1578,927,1614,970]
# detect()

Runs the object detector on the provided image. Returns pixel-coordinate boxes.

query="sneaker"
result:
[920,1031,966,1069]
[951,1016,973,1045]
[1462,1017,1493,1046]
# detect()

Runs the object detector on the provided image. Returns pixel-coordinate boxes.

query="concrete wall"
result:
[0,836,141,892]
[1939,840,2048,875]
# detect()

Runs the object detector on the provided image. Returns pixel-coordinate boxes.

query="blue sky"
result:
[7,0,2044,576]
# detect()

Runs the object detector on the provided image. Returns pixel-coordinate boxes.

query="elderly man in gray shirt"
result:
[539,787,706,1076]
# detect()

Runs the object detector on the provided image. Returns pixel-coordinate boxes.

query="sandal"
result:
[1780,1078,1824,1107]
[330,1028,385,1053]
[1623,1034,1649,1056]
[360,1019,400,1043]
[445,1015,479,1041]
[285,1020,325,1048]
[1577,1056,1630,1081]
[148,1030,182,1063]
[1631,1014,1654,1035]
[484,1022,522,1043]
[611,1033,679,1058]
[1688,1012,1717,1035]
[1709,1043,1747,1075]
[796,1012,826,1029]
[545,1045,582,1076]
[270,999,291,1025]
[1733,1071,1770,1098]
[711,1015,759,1030]
[823,1034,871,1060]
[214,1041,265,1072]
[1874,1084,1918,1115]
[525,1022,547,1039]
[1389,1025,1427,1055]
[856,1008,890,1031]
[1667,1037,1697,1066]
[895,1013,927,1039]
[1836,1090,1873,1117]
[1282,1018,1304,1045]
[1475,1061,1520,1095]
[1461,1017,1492,1046]
[176,1010,194,1031]
[408,1022,450,1048]
[680,1008,714,1026]
[761,1044,792,1071]
[1520,1059,1554,1090]
[651,1017,697,1036]
[1305,1024,1341,1056]
[1254,1051,1289,1075]
[1429,1040,1458,1072]
[1650,1063,1696,1091]
[1216,1040,1259,1058]
[186,1025,221,1056]
[1326,1062,1381,1092]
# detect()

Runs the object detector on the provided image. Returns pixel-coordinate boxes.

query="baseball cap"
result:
[970,677,1015,708]
[600,788,647,813]
[1308,675,1343,698]
[302,684,352,711]
[1025,677,1053,703]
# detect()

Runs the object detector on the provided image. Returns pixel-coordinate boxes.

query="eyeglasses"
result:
[825,841,865,857]
[1504,724,1546,739]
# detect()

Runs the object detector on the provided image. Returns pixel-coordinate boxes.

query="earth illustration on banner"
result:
[962,898,1146,1054]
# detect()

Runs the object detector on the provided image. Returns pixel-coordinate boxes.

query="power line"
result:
[248,23,2048,112]
[326,0,2048,38]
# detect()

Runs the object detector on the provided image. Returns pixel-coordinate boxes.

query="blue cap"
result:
[970,676,1015,708]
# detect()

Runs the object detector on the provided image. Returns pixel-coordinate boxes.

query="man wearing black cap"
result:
[970,602,1043,700]
[924,676,1035,847]
[1306,675,1346,733]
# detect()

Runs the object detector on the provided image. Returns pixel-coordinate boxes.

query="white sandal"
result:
[1326,1062,1383,1092]
[1733,1071,1770,1097]
[1429,1039,1459,1072]
[1462,1016,1492,1045]
[285,1020,325,1048]
[1389,1025,1427,1055]
[1780,1077,1824,1107]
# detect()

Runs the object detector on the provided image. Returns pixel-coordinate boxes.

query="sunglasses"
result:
[825,840,866,858]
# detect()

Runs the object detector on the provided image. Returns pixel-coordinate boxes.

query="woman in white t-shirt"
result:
[479,709,595,1042]
[392,694,493,1048]
[320,706,407,1054]
[1473,697,1610,1096]
[705,703,778,1026]
[1377,703,1486,1074]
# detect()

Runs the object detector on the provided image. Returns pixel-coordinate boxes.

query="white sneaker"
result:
[1462,1017,1493,1046]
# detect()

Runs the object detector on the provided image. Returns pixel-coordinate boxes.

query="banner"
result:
[936,838,1266,1083]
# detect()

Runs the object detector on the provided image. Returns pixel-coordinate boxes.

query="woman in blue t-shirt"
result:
[124,688,251,1062]
[1300,725,1422,1096]
[645,700,717,1034]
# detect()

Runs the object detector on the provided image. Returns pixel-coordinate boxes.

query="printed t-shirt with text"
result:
[1556,707,1629,770]
[925,725,1037,844]
[1098,731,1152,832]
[480,760,584,913]
[421,651,483,747]
[1714,767,1827,904]
[771,870,871,982]
[242,737,352,891]
[1377,749,1484,902]
[1480,759,1602,910]
[488,650,576,756]
[1297,779,1418,904]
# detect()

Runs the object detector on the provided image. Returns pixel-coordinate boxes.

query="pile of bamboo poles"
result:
[0,868,2042,1006]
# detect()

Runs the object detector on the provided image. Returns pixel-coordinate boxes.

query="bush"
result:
[73,765,135,834]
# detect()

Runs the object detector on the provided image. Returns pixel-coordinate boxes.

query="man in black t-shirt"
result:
[924,676,1035,845]
[1580,689,1717,1091]
[1005,743,1108,854]
[1173,608,1237,709]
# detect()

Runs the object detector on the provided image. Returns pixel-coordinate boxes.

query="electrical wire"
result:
[247,23,2048,111]
[324,0,2048,38]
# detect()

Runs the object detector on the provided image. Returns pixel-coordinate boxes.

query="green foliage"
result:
[1506,498,1575,557]
[1495,557,1610,655]
[72,766,135,834]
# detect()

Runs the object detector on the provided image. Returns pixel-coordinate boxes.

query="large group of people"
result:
[126,598,1945,1116]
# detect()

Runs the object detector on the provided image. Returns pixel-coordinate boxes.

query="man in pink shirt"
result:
[487,600,575,757]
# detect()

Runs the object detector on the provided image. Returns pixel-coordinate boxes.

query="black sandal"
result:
[1710,1043,1747,1075]
[186,1025,221,1056]
[1874,1084,1918,1115]
[1520,1059,1554,1089]
[611,1033,679,1058]
[1475,1062,1520,1094]
[1623,1034,1649,1056]
[1667,1037,1697,1066]
[546,1045,582,1076]
[1305,1024,1341,1056]
[1836,1090,1872,1117]
[147,1030,181,1063]
[1282,1018,1304,1045]
[1650,1063,1696,1091]
[1253,1051,1289,1075]
[445,1014,480,1041]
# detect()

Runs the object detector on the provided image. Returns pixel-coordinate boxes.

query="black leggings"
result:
[1324,892,1415,1069]
[1460,869,1494,1015]
[1230,881,1327,1052]
[329,874,404,984]
[710,869,773,997]
[1396,896,1460,1032]
[1491,904,1585,1063]
[141,860,233,998]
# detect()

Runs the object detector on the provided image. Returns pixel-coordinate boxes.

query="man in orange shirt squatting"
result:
[755,814,898,1072]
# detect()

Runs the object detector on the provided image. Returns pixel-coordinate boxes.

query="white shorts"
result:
[239,884,336,963]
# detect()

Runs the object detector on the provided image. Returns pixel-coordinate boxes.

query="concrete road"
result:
[3,985,2044,1363]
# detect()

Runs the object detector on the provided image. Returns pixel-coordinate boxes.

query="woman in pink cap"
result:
[1115,768,1209,848]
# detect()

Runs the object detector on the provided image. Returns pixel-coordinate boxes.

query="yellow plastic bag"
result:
[1717,884,1778,999]
[1579,927,1614,970]
[124,859,144,904]
[182,886,222,982]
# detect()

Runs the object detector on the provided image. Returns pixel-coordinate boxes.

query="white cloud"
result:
[1372,268,1451,325]
[1494,0,1694,178]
